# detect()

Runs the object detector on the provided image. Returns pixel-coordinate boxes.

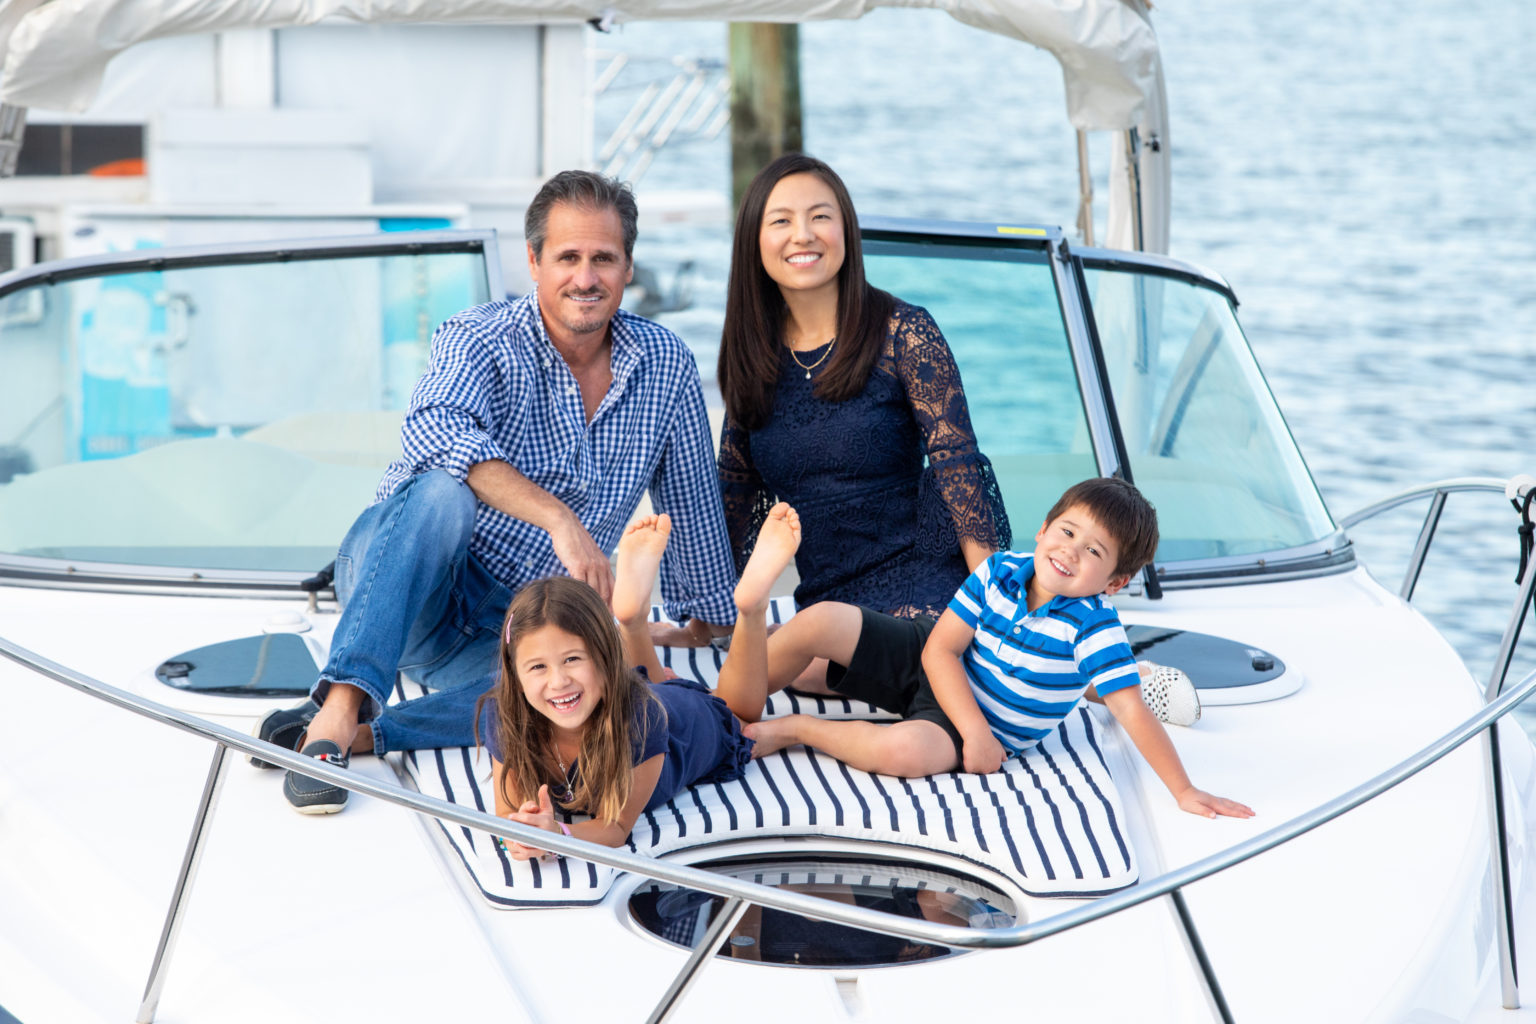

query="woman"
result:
[717,153,1011,622]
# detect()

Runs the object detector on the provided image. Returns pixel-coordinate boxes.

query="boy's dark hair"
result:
[1045,477,1159,578]
[525,169,639,261]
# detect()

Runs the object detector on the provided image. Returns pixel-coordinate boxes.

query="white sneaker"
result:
[1139,661,1201,726]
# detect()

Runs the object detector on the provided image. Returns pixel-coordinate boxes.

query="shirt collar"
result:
[997,553,1073,618]
[518,290,641,389]
[606,308,644,390]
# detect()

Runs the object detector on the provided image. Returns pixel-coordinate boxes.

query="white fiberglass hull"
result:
[3,564,1534,1022]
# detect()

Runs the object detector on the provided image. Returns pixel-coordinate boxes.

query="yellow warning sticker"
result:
[996,226,1048,236]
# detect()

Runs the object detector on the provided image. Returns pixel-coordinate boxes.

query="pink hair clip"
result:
[503,613,513,645]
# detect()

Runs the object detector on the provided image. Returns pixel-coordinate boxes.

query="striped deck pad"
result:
[398,615,1140,908]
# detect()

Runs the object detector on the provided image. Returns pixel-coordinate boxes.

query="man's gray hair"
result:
[525,170,639,261]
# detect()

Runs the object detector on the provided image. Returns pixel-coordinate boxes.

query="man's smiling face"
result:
[527,201,633,348]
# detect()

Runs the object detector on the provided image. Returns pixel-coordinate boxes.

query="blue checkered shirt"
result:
[375,292,737,625]
[948,552,1139,752]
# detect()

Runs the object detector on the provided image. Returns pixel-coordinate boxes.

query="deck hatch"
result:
[155,633,317,696]
[629,854,1015,968]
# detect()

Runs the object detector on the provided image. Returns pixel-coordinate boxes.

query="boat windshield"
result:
[865,231,1337,569]
[865,240,1099,526]
[1082,265,1336,562]
[0,241,492,577]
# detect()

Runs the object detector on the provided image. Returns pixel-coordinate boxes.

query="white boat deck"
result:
[3,562,1533,1021]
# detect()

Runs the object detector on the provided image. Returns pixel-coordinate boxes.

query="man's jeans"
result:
[312,470,511,754]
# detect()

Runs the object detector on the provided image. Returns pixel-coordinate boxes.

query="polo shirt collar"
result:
[998,554,1073,619]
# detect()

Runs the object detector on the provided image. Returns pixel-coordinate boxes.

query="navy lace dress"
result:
[719,302,1011,619]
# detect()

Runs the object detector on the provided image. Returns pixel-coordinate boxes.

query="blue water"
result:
[595,1,1536,713]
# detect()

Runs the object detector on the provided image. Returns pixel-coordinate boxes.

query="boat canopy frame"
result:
[1,476,1532,1022]
[0,0,1171,251]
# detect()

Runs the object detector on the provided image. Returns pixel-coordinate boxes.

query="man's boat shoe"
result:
[282,740,351,814]
[249,700,319,769]
[1139,662,1202,727]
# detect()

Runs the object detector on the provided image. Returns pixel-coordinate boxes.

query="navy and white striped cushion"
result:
[396,603,1138,907]
[401,711,1136,908]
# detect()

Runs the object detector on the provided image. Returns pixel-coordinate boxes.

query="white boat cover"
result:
[402,598,1138,907]
[0,0,1158,132]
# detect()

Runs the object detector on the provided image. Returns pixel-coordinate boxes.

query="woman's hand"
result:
[503,784,558,860]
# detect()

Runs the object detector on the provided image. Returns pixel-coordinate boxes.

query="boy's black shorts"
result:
[823,607,966,763]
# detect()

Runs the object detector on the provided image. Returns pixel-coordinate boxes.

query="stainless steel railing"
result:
[1342,474,1536,1008]
[2,475,1533,1021]
[7,641,1535,1020]
[1338,476,1507,600]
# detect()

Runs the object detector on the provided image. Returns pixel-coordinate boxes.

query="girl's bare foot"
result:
[734,502,800,615]
[743,715,805,758]
[613,513,671,626]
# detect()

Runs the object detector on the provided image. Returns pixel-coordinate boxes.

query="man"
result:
[274,170,736,813]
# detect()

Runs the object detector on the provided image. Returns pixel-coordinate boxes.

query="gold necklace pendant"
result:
[788,336,836,379]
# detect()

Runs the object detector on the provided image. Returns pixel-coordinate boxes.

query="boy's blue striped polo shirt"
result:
[948,551,1139,753]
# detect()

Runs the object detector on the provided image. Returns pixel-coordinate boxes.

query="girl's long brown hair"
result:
[475,577,656,825]
[718,152,895,430]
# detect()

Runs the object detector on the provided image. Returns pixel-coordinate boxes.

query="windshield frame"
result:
[860,217,1128,484]
[1071,244,1349,584]
[0,229,501,591]
[857,220,1349,585]
[0,221,1352,592]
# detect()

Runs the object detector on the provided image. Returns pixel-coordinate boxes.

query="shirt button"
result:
[1013,625,1022,634]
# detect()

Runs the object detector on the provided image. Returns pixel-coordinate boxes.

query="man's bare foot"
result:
[614,513,671,625]
[743,714,805,758]
[734,502,800,615]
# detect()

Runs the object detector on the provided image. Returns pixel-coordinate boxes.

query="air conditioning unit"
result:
[0,217,35,274]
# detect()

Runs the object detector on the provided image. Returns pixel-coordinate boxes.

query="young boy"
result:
[737,478,1252,820]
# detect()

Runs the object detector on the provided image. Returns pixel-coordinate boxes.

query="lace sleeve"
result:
[718,415,776,575]
[892,305,1012,551]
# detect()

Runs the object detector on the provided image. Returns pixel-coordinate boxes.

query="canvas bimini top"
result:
[0,0,1169,251]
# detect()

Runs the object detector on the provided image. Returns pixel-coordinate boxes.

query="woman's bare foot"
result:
[743,714,806,758]
[614,513,671,626]
[734,502,801,615]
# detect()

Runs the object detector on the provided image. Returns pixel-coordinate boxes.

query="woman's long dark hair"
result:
[718,153,895,430]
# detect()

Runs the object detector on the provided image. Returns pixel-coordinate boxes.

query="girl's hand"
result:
[504,784,559,859]
[1176,787,1255,819]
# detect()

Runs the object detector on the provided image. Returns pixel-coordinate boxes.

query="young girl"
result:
[478,507,802,858]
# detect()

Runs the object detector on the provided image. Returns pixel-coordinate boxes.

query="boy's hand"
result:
[1176,787,1254,820]
[962,731,1006,774]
